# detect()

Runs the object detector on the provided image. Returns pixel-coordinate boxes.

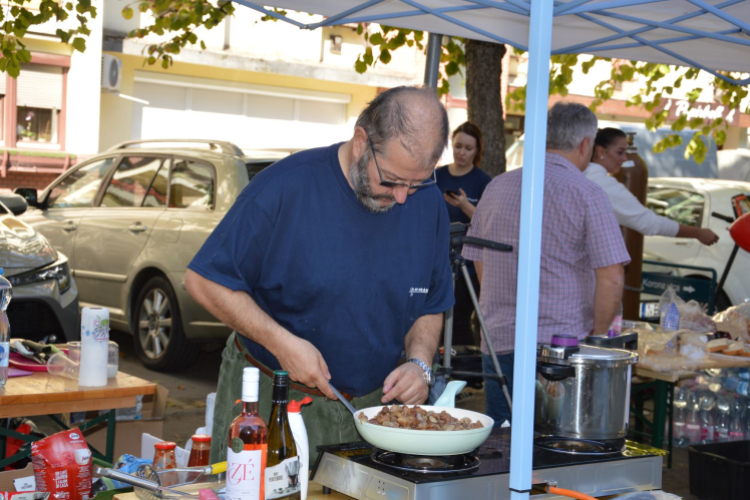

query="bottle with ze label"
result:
[265,371,301,500]
[226,367,268,500]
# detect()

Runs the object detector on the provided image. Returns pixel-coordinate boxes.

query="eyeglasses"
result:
[368,137,436,190]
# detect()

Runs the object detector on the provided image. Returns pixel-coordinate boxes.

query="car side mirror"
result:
[0,193,29,216]
[14,187,38,207]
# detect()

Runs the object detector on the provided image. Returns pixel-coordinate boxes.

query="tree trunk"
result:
[465,40,507,177]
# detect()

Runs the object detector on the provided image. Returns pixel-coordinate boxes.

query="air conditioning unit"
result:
[101,54,122,93]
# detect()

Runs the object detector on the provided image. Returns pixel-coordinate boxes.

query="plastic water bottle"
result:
[715,395,731,442]
[699,392,716,444]
[660,302,680,331]
[685,392,702,444]
[673,387,688,446]
[729,397,745,441]
[0,268,12,388]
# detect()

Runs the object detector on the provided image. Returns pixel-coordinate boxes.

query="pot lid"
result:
[568,345,637,364]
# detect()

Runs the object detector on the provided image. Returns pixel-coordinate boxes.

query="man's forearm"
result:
[404,313,443,366]
[592,265,624,335]
[184,269,291,358]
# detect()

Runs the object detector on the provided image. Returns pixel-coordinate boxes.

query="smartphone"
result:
[445,189,460,196]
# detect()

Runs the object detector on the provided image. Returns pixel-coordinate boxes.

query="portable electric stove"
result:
[311,428,664,500]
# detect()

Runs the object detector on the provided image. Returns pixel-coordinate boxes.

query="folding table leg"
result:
[105,409,116,464]
[652,381,667,450]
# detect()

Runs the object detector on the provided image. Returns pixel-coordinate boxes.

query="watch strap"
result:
[407,358,434,386]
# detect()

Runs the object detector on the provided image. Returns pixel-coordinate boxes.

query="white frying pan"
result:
[331,381,494,456]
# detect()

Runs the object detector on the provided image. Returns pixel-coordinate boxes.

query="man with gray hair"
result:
[186,86,454,462]
[463,102,630,425]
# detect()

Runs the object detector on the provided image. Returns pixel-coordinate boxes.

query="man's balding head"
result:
[355,86,449,168]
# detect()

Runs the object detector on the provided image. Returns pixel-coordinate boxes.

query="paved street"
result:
[110,330,224,447]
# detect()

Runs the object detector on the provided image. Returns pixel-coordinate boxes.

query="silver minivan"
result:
[16,140,283,371]
[0,194,79,342]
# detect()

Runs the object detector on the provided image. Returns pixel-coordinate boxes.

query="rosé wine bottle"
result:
[226,367,268,500]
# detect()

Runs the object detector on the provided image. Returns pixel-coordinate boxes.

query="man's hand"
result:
[273,335,336,400]
[697,228,719,246]
[381,362,429,405]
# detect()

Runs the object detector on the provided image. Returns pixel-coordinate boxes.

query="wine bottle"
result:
[265,371,301,500]
[226,367,268,500]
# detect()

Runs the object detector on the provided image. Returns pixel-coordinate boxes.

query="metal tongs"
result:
[95,462,227,497]
[138,462,227,488]
[95,467,192,496]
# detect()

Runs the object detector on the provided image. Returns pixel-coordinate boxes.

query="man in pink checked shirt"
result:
[462,102,630,425]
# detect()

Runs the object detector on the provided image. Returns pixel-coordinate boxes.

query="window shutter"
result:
[17,65,63,109]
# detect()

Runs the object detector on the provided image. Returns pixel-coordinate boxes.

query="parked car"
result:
[16,140,285,371]
[643,177,750,312]
[0,194,79,342]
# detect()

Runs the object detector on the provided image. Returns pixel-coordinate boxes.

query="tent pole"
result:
[509,0,554,499]
[424,32,442,88]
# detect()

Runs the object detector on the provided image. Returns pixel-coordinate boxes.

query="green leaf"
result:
[354,58,367,74]
[122,7,133,20]
[200,40,206,50]
[356,23,363,35]
[71,37,86,52]
[379,48,391,64]
[369,32,383,46]
[362,47,373,65]
[688,117,704,129]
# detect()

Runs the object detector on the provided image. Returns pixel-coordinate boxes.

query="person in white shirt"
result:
[584,127,719,246]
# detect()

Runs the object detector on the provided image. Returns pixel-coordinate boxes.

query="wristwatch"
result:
[408,358,435,388]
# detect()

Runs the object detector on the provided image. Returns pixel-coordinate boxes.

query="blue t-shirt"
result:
[435,165,492,224]
[189,143,454,396]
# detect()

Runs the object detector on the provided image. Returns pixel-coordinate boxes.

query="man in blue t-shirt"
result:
[185,86,454,462]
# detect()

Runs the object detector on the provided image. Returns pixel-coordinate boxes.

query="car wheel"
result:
[132,276,199,372]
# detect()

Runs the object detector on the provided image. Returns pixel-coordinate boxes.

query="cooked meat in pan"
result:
[358,405,484,431]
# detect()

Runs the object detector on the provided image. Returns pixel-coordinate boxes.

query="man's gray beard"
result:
[350,152,396,214]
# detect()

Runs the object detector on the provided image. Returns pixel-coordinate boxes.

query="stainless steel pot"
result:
[535,334,638,441]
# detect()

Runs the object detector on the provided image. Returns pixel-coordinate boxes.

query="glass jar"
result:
[187,435,211,467]
[153,441,177,470]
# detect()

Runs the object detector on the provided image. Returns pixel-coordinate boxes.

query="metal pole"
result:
[424,32,442,88]
[509,0,554,499]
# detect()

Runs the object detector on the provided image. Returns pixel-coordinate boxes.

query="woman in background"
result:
[584,127,718,245]
[435,122,492,346]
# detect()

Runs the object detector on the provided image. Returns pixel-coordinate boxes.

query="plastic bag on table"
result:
[658,286,716,333]
[713,301,750,343]
[637,329,709,372]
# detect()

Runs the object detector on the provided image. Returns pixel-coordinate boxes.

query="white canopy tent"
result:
[229,1,750,498]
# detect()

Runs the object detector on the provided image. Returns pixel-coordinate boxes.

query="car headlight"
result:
[8,263,71,293]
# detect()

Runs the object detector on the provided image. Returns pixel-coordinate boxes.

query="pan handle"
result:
[537,362,575,382]
[329,383,358,416]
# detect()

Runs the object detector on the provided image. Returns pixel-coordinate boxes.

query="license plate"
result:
[640,302,660,319]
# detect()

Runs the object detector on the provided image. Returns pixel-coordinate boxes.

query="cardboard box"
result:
[82,385,168,461]
[0,465,34,493]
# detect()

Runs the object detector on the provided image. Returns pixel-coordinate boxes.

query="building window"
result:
[17,107,54,142]
[16,64,63,144]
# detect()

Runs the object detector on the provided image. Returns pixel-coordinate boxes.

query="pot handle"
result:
[537,362,575,381]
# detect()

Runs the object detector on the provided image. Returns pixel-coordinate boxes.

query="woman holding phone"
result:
[435,122,492,346]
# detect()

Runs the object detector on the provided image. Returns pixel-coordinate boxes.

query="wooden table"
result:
[113,483,355,500]
[0,371,157,468]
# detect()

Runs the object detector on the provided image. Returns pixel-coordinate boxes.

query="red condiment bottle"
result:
[153,441,177,470]
[188,434,212,467]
